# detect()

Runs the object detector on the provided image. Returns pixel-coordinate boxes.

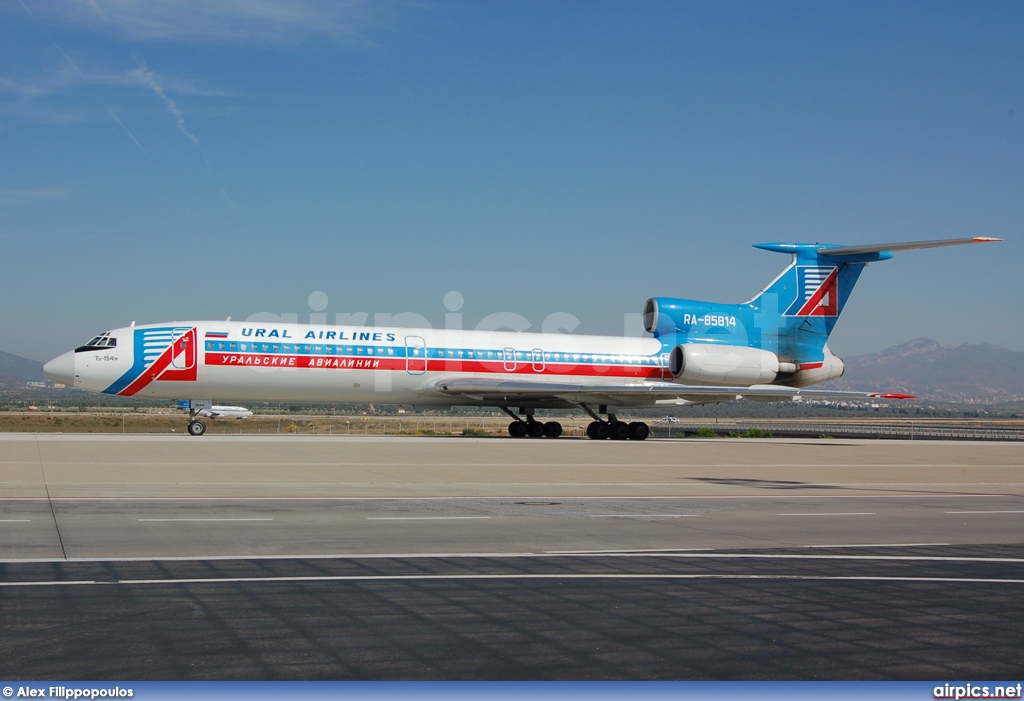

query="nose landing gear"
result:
[183,399,212,437]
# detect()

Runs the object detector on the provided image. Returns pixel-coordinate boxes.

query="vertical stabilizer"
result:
[746,243,876,363]
[747,237,1000,363]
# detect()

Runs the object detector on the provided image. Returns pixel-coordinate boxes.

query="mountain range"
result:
[2,339,1023,403]
[831,338,1024,403]
[0,350,45,387]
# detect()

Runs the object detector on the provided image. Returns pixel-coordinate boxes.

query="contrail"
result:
[220,187,240,214]
[84,0,108,22]
[129,64,200,147]
[108,108,147,155]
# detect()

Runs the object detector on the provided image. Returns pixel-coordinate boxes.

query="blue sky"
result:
[2,0,1021,362]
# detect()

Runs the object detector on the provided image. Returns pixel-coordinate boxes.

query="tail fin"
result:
[748,237,1000,362]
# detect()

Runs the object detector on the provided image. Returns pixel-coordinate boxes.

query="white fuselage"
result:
[55,320,671,408]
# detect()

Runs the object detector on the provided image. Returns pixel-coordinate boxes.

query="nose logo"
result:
[104,327,198,395]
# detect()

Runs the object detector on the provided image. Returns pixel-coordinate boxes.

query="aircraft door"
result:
[405,336,427,375]
[502,347,516,372]
[170,327,196,370]
[531,348,545,373]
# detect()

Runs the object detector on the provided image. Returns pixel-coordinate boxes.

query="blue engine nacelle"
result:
[644,298,695,337]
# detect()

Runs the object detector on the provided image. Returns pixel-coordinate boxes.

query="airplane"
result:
[42,237,1000,440]
[174,400,253,420]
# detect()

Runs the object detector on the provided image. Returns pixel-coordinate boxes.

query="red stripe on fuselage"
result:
[204,353,666,379]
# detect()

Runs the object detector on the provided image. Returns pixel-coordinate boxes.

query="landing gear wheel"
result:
[526,421,546,438]
[187,420,207,436]
[608,421,630,440]
[543,421,563,438]
[508,421,527,438]
[628,421,650,441]
[586,421,609,440]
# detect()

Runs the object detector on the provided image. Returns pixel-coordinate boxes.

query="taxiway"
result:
[1,434,1022,679]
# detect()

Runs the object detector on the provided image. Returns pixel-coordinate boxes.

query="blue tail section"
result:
[643,243,893,365]
[744,243,891,363]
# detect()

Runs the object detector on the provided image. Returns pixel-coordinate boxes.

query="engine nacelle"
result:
[669,344,781,385]
[644,297,719,337]
[785,346,846,387]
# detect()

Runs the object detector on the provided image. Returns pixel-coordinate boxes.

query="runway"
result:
[1,434,1022,679]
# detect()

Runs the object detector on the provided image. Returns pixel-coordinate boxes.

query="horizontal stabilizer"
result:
[819,237,1002,257]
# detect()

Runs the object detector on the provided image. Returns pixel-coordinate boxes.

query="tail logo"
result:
[784,266,839,317]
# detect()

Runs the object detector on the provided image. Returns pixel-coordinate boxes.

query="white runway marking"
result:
[0,519,32,522]
[0,493,1014,501]
[136,518,274,522]
[776,512,876,516]
[944,510,1024,514]
[588,514,693,518]
[3,572,1024,589]
[804,543,951,548]
[5,551,1024,564]
[366,516,492,521]
[546,548,714,554]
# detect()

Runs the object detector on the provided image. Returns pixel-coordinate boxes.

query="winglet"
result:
[870,393,918,399]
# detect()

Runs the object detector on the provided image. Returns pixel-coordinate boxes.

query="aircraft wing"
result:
[430,378,914,407]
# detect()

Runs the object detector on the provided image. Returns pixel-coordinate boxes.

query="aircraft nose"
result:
[43,350,75,385]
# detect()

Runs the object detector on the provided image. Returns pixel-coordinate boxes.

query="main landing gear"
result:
[500,405,649,440]
[501,407,562,438]
[585,420,649,441]
[581,404,649,441]
[187,418,207,436]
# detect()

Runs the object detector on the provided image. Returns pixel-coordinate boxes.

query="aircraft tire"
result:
[187,420,207,437]
[526,421,546,438]
[586,421,609,440]
[608,421,630,440]
[628,421,650,441]
[508,421,527,438]
[543,421,563,438]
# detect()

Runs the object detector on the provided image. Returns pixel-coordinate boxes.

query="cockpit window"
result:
[76,332,116,352]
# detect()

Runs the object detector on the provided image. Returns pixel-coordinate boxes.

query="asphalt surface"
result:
[1,434,1022,679]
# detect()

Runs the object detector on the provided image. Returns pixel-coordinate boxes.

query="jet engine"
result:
[668,344,784,386]
[784,346,846,387]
